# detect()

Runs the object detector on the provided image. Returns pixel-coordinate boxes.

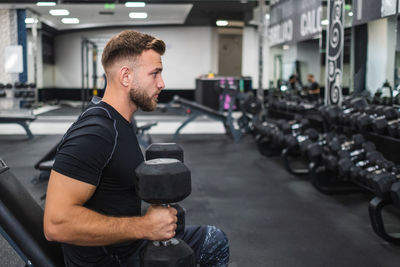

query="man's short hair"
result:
[101,30,166,71]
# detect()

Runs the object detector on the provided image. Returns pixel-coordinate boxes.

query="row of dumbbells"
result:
[0,82,36,99]
[253,115,311,151]
[320,97,400,138]
[268,95,317,113]
[310,133,400,204]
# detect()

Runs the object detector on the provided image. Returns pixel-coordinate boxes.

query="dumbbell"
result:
[348,151,384,181]
[303,132,337,164]
[337,141,376,177]
[145,143,186,236]
[356,106,392,131]
[371,107,400,135]
[283,128,319,150]
[14,82,23,89]
[325,97,367,124]
[367,164,399,200]
[241,93,262,115]
[328,134,364,154]
[135,158,195,267]
[337,141,376,161]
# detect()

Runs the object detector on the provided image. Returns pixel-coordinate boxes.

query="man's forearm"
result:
[44,205,149,246]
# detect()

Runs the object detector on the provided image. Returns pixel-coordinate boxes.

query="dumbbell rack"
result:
[262,96,400,245]
[13,83,37,109]
[0,83,37,110]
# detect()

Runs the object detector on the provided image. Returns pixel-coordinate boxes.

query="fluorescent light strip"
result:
[125,2,146,7]
[61,18,79,24]
[129,12,148,19]
[216,20,229,26]
[49,9,70,16]
[36,2,56,6]
[321,19,329,26]
[25,18,38,24]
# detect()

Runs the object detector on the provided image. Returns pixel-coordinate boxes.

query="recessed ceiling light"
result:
[25,18,38,24]
[125,2,146,7]
[61,18,79,24]
[36,2,56,6]
[321,19,329,26]
[129,12,148,19]
[49,9,69,16]
[216,20,229,26]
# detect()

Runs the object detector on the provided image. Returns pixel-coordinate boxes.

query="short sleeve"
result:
[52,116,117,186]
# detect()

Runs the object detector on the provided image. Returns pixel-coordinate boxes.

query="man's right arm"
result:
[43,170,177,246]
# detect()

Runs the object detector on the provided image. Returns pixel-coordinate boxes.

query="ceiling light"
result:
[348,11,353,17]
[129,12,148,19]
[216,20,229,26]
[61,18,79,24]
[25,18,38,24]
[283,45,290,50]
[321,19,329,26]
[49,9,69,16]
[36,2,56,6]
[125,2,146,7]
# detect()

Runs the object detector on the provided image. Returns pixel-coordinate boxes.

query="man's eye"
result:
[152,72,158,77]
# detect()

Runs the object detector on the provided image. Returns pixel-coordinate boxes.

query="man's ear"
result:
[119,66,131,88]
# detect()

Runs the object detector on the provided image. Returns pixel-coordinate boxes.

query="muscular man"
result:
[307,74,320,102]
[44,30,229,267]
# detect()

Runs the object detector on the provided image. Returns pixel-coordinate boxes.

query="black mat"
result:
[1,133,400,266]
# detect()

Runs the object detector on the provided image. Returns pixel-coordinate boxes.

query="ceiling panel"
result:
[0,1,260,31]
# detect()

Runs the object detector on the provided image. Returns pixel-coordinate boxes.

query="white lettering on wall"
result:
[300,6,322,37]
[268,19,293,46]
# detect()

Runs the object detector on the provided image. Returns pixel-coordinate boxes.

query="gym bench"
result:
[0,110,36,139]
[0,158,64,267]
[164,95,242,143]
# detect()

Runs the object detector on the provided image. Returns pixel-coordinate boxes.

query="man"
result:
[44,30,229,267]
[306,74,320,102]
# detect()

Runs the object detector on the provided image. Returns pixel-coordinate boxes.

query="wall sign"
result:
[269,0,322,46]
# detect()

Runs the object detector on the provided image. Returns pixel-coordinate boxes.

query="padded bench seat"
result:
[0,109,36,139]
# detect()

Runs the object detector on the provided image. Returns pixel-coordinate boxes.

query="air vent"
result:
[99,11,115,15]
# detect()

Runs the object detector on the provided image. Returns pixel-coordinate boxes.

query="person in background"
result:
[306,74,320,102]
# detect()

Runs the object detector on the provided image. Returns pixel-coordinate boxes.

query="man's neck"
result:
[102,88,137,122]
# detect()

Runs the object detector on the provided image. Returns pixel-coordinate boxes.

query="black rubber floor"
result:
[1,133,400,266]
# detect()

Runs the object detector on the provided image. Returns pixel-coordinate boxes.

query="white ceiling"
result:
[1,3,193,30]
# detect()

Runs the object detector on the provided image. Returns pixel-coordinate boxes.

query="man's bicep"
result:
[46,170,96,209]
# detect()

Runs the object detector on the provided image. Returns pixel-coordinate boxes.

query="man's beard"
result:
[129,86,157,112]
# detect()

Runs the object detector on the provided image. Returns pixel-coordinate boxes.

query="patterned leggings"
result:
[121,225,230,267]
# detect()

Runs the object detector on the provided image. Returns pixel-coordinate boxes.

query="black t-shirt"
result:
[53,101,144,266]
[310,81,319,91]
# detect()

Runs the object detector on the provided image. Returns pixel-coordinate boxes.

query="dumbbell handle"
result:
[153,238,180,247]
[365,165,383,173]
[355,160,374,168]
[349,148,368,158]
[388,118,400,125]
[151,203,185,247]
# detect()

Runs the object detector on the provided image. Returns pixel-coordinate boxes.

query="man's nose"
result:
[158,76,165,90]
